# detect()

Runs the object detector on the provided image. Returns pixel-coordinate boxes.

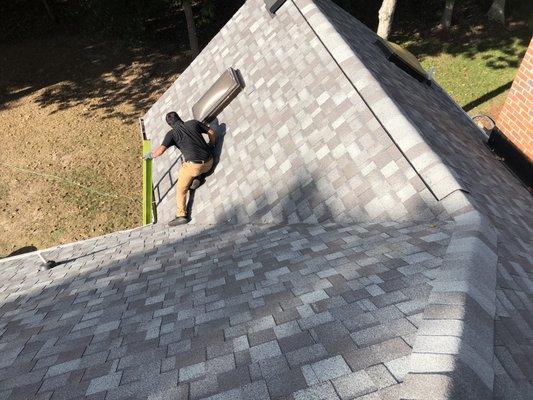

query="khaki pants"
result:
[176,159,213,217]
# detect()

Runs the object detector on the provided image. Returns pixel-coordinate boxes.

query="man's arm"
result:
[152,145,167,159]
[144,132,174,160]
[197,121,216,147]
[144,144,168,160]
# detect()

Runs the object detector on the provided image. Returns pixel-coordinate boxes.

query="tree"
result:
[487,0,506,24]
[377,0,397,40]
[182,1,199,57]
[440,0,455,31]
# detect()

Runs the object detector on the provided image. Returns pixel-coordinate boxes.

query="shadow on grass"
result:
[4,246,37,258]
[0,36,192,122]
[330,0,532,72]
[463,80,513,112]
[391,19,530,71]
[0,0,247,122]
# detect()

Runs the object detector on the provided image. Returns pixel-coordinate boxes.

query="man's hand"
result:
[143,152,153,160]
[207,128,216,148]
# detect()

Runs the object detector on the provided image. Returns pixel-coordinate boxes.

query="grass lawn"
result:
[394,19,531,118]
[0,36,188,256]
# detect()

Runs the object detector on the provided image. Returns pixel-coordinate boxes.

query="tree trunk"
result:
[487,0,506,24]
[41,0,56,23]
[440,0,455,30]
[377,0,398,40]
[183,1,199,57]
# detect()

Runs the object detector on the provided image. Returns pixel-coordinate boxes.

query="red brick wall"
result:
[496,37,533,161]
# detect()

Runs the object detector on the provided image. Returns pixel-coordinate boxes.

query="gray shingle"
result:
[249,340,282,363]
[300,289,330,304]
[310,355,351,382]
[240,380,270,400]
[332,371,377,399]
[86,372,122,395]
[384,355,410,382]
[365,363,397,389]
[286,344,328,367]
[179,362,206,381]
[45,359,81,378]
[293,382,340,400]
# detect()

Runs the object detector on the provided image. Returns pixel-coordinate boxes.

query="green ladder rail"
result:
[142,139,153,225]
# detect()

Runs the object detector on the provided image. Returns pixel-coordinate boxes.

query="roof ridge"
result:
[402,190,498,398]
[291,0,464,201]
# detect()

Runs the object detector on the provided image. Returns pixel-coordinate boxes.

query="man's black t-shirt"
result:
[162,120,212,162]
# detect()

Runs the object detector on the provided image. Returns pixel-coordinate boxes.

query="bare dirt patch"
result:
[0,35,188,256]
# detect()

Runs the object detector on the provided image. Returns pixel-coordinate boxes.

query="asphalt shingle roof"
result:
[1,220,453,399]
[0,0,531,399]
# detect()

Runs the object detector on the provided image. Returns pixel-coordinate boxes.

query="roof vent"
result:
[264,0,287,16]
[192,68,245,123]
[376,38,430,84]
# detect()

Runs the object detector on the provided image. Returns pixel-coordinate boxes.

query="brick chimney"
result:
[496,38,532,161]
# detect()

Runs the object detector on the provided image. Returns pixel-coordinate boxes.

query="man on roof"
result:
[144,111,216,226]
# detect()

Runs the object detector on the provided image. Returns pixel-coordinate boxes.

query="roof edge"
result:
[0,224,151,265]
[292,0,465,201]
[402,189,498,399]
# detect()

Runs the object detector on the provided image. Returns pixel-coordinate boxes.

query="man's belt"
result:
[185,158,212,165]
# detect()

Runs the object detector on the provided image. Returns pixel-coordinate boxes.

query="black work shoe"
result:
[189,178,202,190]
[168,217,189,226]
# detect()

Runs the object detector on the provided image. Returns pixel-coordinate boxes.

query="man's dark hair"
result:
[165,111,182,126]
